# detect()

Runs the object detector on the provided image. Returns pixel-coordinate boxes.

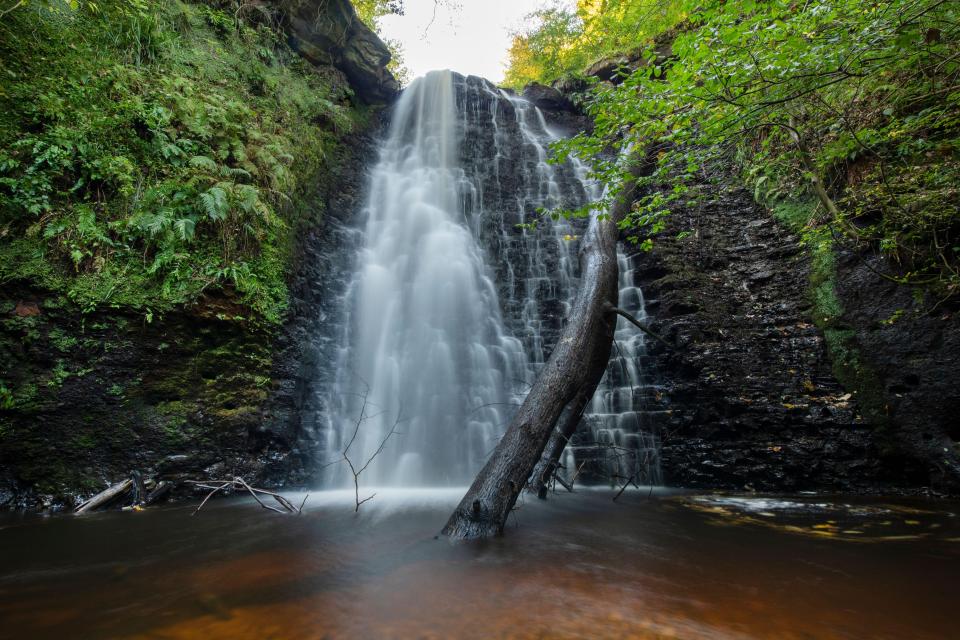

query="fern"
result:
[199,186,229,221]
[222,166,251,180]
[173,216,196,241]
[188,155,218,173]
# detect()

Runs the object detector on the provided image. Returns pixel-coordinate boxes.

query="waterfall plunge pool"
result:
[1,489,957,639]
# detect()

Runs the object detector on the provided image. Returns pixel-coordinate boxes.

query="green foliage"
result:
[351,0,402,28]
[545,0,960,297]
[0,381,14,410]
[504,0,691,88]
[0,0,358,323]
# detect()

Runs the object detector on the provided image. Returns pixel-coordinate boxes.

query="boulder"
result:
[521,82,575,112]
[584,54,633,82]
[584,41,674,84]
[275,0,399,104]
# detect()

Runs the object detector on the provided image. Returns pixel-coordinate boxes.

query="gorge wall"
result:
[626,178,960,494]
[0,0,394,508]
[4,6,958,508]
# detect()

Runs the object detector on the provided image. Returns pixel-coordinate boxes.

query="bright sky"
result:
[379,0,567,85]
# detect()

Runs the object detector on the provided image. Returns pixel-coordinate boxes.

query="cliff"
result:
[0,0,395,508]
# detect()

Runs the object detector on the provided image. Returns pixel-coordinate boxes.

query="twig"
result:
[188,479,306,515]
[613,472,639,502]
[604,303,675,349]
[191,481,232,516]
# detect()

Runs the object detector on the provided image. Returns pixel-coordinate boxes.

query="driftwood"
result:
[76,479,133,514]
[441,153,649,539]
[144,480,173,505]
[75,470,177,514]
[186,478,307,515]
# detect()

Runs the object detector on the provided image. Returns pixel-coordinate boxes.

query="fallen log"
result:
[442,152,649,539]
[144,480,173,506]
[75,479,133,514]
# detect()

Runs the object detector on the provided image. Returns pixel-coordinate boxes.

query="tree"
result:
[442,154,649,539]
[524,0,960,489]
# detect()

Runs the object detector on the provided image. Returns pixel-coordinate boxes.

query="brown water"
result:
[1,488,957,639]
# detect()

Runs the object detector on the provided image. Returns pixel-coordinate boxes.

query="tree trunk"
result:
[529,380,597,498]
[441,156,647,539]
[75,479,133,514]
[529,302,670,497]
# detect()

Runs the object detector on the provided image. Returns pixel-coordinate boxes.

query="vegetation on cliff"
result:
[510,0,960,300]
[0,0,396,504]
[0,0,366,324]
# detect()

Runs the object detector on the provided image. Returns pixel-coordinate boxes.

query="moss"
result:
[72,433,98,450]
[770,200,812,232]
[161,411,191,445]
[48,327,78,353]
[0,0,364,326]
[773,200,889,428]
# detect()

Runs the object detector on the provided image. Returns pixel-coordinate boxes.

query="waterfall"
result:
[562,251,663,486]
[322,70,659,488]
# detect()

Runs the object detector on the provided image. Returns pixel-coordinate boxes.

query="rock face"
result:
[832,251,960,491]
[0,119,382,510]
[455,74,591,358]
[0,292,283,509]
[276,0,399,103]
[522,83,575,112]
[630,184,925,493]
[265,121,383,484]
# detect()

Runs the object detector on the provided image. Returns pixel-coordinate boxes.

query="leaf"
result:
[188,155,218,173]
[173,217,196,241]
[199,186,228,221]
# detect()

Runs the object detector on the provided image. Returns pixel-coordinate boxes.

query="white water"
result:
[564,252,663,485]
[327,71,529,485]
[324,70,659,488]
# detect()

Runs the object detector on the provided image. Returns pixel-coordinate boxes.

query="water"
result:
[2,490,957,639]
[565,251,663,486]
[324,71,659,489]
[325,70,529,486]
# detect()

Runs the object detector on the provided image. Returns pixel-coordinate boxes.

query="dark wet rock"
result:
[261,117,384,486]
[275,0,399,103]
[522,82,575,112]
[832,251,960,491]
[551,75,592,95]
[453,74,591,359]
[631,184,928,493]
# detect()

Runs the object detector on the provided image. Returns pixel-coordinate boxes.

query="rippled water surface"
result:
[1,489,957,639]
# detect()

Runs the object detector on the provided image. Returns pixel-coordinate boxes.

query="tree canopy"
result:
[515,0,959,299]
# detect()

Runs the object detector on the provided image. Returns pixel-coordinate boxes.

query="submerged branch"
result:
[187,479,308,516]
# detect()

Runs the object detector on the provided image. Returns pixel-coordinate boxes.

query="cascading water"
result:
[326,71,526,486]
[323,70,659,488]
[562,251,663,486]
